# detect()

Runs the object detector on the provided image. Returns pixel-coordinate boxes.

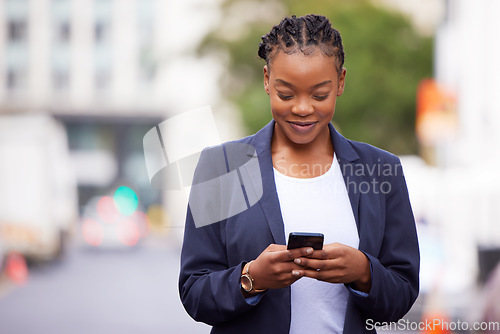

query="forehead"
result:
[268,50,339,83]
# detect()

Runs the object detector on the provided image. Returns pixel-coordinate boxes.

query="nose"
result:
[291,97,314,116]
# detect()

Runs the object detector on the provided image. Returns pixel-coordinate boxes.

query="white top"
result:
[274,153,359,334]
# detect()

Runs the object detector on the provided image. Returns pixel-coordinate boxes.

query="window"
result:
[95,21,111,44]
[94,0,112,92]
[51,0,72,91]
[5,43,28,92]
[5,0,29,42]
[94,0,112,44]
[137,0,156,84]
[7,21,27,42]
[4,0,29,92]
[55,21,71,43]
[51,0,71,42]
[6,68,27,91]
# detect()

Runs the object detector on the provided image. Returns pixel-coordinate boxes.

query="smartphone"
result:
[287,232,324,250]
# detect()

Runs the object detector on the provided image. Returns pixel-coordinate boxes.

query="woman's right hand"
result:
[248,244,313,290]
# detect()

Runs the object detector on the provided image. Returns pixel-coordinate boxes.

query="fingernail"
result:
[292,270,300,276]
[294,258,301,264]
[306,248,313,254]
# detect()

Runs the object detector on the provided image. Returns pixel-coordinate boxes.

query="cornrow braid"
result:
[258,14,345,74]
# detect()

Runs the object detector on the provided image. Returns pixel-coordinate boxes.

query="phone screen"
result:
[287,232,324,250]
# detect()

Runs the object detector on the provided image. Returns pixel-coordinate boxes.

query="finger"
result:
[307,243,350,259]
[272,267,303,285]
[301,268,328,281]
[307,249,330,260]
[294,257,332,271]
[281,247,314,261]
[291,269,305,279]
[268,247,313,262]
[294,247,315,257]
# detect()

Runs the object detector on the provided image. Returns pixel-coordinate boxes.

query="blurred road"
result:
[0,231,480,334]
[0,234,210,334]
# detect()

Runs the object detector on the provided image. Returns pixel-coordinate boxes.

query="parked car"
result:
[80,191,150,249]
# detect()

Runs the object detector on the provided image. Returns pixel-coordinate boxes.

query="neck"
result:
[271,123,333,161]
[271,124,334,178]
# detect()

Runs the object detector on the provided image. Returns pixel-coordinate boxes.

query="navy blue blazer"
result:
[179,121,419,333]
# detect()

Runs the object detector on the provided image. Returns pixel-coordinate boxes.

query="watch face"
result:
[241,274,252,292]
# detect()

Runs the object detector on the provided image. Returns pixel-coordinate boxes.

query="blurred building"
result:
[435,0,500,266]
[401,0,500,323]
[0,0,169,114]
[0,0,176,229]
[435,0,500,169]
[436,0,500,285]
[0,0,234,243]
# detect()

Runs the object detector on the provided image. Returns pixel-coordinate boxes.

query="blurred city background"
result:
[0,0,500,333]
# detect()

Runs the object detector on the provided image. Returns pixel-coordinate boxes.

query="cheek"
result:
[318,97,337,116]
[269,96,290,115]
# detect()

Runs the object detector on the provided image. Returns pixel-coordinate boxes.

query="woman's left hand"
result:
[292,242,372,293]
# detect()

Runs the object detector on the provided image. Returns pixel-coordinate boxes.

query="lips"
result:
[288,121,318,133]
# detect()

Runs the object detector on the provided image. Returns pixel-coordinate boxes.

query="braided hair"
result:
[258,14,345,74]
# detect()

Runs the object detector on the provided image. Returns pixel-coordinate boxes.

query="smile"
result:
[288,121,318,133]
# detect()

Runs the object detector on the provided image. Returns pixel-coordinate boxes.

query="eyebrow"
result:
[275,79,333,89]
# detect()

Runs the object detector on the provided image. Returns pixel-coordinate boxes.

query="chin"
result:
[288,134,316,145]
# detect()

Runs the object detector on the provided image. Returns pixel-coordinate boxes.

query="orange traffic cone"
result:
[5,252,28,285]
[420,312,452,334]
[420,268,452,334]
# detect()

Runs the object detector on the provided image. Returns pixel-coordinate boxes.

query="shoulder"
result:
[338,138,405,183]
[345,138,401,165]
[201,126,260,152]
[194,132,260,179]
[331,124,401,167]
[198,126,264,165]
[198,133,257,160]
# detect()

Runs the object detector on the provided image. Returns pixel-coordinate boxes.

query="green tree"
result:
[199,0,433,154]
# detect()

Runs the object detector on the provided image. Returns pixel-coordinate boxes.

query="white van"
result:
[0,113,78,261]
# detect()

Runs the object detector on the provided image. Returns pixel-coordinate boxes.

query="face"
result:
[264,50,346,148]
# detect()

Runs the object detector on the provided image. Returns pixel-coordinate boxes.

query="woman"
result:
[179,14,419,333]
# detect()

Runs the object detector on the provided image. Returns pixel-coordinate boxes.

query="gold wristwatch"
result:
[240,260,266,293]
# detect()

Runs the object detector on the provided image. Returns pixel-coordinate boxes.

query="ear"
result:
[337,68,347,96]
[263,65,270,95]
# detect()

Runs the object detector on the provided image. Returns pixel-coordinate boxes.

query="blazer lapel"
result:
[329,123,362,232]
[249,121,287,245]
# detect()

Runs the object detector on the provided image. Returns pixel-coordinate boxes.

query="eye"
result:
[313,95,329,101]
[277,92,293,101]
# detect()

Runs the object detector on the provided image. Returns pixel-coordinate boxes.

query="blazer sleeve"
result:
[178,147,260,326]
[349,157,420,322]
